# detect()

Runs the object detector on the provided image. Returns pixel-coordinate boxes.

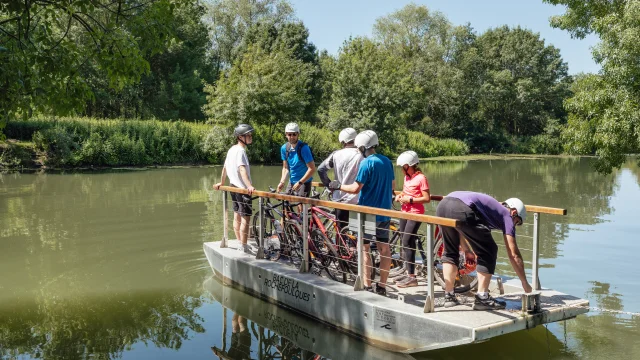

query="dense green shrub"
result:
[201,125,234,164]
[10,117,207,167]
[33,127,79,166]
[6,117,470,167]
[404,131,469,158]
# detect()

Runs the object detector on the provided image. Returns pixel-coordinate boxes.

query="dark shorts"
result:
[435,197,498,274]
[231,192,252,217]
[363,220,390,245]
[285,181,312,197]
[335,209,350,231]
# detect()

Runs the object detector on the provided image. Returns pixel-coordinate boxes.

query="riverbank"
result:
[1,141,577,172]
[1,116,470,169]
[1,116,573,170]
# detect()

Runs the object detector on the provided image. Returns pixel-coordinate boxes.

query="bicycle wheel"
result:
[337,226,359,280]
[283,220,303,264]
[310,229,347,283]
[432,226,478,293]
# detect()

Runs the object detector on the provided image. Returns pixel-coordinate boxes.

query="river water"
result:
[0,157,638,359]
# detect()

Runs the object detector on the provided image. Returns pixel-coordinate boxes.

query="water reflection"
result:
[204,276,408,360]
[562,281,640,360]
[0,289,205,359]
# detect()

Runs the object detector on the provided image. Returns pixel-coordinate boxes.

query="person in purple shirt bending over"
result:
[436,191,532,310]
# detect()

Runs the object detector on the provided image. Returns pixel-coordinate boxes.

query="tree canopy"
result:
[545,0,640,173]
[0,0,187,137]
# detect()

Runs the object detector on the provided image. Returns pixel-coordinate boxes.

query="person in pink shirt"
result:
[392,151,430,288]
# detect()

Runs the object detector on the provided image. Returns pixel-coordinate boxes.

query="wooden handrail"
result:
[310,182,566,216]
[216,186,460,227]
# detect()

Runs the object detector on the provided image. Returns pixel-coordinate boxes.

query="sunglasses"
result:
[285,133,298,137]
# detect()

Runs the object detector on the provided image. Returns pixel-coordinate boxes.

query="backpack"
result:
[285,141,314,166]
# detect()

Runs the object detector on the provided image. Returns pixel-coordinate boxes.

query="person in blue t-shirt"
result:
[276,122,316,197]
[328,130,395,296]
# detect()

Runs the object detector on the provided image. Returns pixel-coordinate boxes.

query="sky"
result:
[289,0,600,75]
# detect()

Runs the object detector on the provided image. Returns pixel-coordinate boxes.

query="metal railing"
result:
[215,185,567,313]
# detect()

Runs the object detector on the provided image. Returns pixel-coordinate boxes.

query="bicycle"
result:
[250,186,296,262]
[251,186,348,283]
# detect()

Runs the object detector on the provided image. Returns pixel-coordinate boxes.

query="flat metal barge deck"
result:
[204,239,589,353]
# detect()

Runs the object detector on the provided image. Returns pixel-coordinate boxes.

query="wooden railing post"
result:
[221,191,228,248]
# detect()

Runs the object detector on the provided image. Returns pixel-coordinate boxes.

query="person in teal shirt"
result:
[329,130,395,296]
[276,122,316,197]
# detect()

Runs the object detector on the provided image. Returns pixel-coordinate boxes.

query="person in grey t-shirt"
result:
[317,128,363,231]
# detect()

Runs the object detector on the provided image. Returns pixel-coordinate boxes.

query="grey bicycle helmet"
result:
[234,123,255,137]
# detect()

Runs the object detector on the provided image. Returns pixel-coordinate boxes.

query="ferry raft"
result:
[204,186,589,353]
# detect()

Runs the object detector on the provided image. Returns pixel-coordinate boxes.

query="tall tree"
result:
[327,37,418,149]
[203,44,313,127]
[474,26,571,136]
[83,1,217,120]
[0,0,184,138]
[204,0,294,71]
[545,0,640,173]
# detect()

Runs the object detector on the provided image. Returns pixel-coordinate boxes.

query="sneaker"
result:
[472,294,506,311]
[242,244,253,254]
[364,285,374,292]
[374,284,387,296]
[388,274,409,285]
[397,276,418,288]
[389,266,406,277]
[444,293,460,308]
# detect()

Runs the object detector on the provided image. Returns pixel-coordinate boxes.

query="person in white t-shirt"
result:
[214,124,255,253]
[317,128,363,232]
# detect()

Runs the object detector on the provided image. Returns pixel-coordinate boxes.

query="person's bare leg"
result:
[239,215,251,245]
[378,243,391,287]
[443,262,458,293]
[477,272,492,293]
[363,244,372,287]
[233,213,242,242]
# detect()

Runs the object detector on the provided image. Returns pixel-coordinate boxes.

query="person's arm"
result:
[213,166,227,190]
[400,188,430,204]
[398,186,431,204]
[504,234,533,293]
[341,182,363,194]
[292,145,316,191]
[294,161,316,189]
[317,152,335,188]
[238,165,255,194]
[277,161,289,192]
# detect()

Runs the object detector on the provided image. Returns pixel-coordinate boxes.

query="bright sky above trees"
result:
[290,0,599,75]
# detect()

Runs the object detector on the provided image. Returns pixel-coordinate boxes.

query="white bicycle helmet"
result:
[504,198,527,222]
[397,151,419,167]
[285,122,300,133]
[354,130,379,149]
[338,128,357,144]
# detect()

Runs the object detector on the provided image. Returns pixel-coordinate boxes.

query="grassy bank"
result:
[2,117,470,169]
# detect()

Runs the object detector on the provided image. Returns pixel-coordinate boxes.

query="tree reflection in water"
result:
[0,289,205,359]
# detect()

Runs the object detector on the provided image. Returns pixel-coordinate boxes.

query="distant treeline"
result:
[2,1,572,161]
